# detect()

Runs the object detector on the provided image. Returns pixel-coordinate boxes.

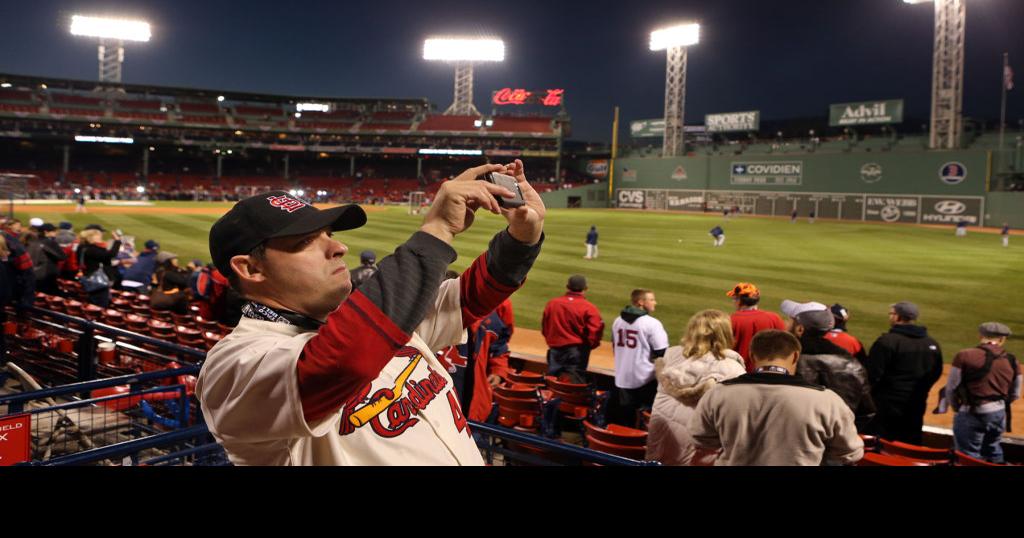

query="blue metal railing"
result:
[6,305,658,466]
[0,365,200,414]
[27,424,215,466]
[470,421,658,466]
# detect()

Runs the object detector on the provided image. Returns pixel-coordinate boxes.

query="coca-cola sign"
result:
[492,88,565,106]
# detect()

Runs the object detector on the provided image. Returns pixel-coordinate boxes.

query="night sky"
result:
[1,0,1022,142]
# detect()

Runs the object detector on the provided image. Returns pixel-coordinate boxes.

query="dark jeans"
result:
[614,379,658,428]
[546,345,591,384]
[869,401,928,445]
[953,409,1007,463]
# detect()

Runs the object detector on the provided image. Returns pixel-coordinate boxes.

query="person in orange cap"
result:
[727,282,785,371]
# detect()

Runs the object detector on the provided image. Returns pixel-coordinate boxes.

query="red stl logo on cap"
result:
[266,195,307,213]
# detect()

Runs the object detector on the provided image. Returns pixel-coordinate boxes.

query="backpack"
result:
[954,346,1019,410]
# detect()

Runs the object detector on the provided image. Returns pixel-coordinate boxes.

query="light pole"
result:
[423,37,504,116]
[650,23,700,157]
[69,15,151,84]
[903,0,966,149]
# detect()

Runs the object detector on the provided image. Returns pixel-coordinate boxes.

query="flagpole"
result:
[1000,52,1009,160]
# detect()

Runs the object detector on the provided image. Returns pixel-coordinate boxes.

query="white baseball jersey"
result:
[197,279,484,466]
[612,313,670,389]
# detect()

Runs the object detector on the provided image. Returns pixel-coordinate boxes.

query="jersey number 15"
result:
[616,329,639,349]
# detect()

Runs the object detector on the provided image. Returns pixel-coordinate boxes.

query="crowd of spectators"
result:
[541,277,1020,465]
[1,217,240,326]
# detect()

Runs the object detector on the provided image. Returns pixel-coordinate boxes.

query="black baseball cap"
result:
[209,191,366,277]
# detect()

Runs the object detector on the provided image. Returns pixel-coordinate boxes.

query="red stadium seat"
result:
[878,439,951,464]
[584,435,646,461]
[582,420,647,447]
[493,393,542,430]
[954,451,1007,467]
[857,452,932,467]
[504,370,545,388]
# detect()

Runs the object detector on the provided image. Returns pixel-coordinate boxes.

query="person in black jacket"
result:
[77,227,122,307]
[864,301,943,445]
[29,223,67,296]
[786,305,876,431]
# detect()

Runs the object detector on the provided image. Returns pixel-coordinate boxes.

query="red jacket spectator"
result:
[731,309,786,371]
[541,290,604,349]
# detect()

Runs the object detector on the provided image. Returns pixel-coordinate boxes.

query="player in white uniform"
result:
[197,161,545,465]
[611,288,670,426]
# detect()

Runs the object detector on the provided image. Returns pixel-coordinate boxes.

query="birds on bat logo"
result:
[337,347,453,438]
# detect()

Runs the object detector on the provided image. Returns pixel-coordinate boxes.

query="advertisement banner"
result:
[629,119,665,138]
[730,161,803,186]
[864,195,919,223]
[829,99,905,126]
[666,190,706,211]
[705,111,760,132]
[616,189,645,209]
[0,414,30,466]
[919,196,983,225]
[586,160,609,178]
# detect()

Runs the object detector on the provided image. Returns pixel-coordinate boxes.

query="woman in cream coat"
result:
[646,310,746,465]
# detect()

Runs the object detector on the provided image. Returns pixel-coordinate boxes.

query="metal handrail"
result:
[0,366,199,408]
[27,424,212,466]
[14,384,187,415]
[469,421,660,466]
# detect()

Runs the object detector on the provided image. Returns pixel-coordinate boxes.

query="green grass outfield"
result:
[16,201,1023,359]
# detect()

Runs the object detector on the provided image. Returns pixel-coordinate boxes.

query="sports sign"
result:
[864,195,918,223]
[630,118,665,138]
[0,414,30,466]
[730,161,803,186]
[939,162,967,185]
[492,88,564,107]
[920,196,983,225]
[586,160,609,178]
[705,111,760,132]
[616,189,645,209]
[829,99,904,126]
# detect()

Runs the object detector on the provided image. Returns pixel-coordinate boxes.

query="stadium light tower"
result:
[423,37,504,116]
[69,15,152,83]
[903,0,965,149]
[650,23,700,157]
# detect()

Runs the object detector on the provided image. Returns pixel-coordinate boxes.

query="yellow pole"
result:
[608,106,619,206]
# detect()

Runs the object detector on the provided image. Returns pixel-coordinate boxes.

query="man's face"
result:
[8,222,21,234]
[259,227,350,319]
[888,309,899,326]
[638,292,657,313]
[45,230,57,238]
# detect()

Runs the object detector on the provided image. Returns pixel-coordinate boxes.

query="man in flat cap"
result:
[937,322,1020,463]
[864,301,944,444]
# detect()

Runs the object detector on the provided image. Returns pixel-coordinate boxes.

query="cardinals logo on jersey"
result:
[338,346,469,438]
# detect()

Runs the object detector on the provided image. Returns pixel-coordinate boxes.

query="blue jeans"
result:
[953,408,1006,463]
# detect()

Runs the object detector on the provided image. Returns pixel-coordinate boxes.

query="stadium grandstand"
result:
[0,72,567,204]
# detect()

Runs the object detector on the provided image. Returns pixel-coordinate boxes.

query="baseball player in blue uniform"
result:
[710,225,725,247]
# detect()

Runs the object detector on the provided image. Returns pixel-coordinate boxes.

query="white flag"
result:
[1006,64,1015,91]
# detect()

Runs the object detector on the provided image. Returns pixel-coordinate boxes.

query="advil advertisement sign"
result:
[0,414,30,466]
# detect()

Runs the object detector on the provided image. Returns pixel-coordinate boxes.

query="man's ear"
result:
[793,324,805,338]
[789,351,800,367]
[230,254,266,286]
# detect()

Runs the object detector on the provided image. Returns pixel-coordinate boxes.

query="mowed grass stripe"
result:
[15,203,1024,357]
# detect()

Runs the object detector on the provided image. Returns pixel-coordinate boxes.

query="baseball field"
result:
[14,200,1024,359]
